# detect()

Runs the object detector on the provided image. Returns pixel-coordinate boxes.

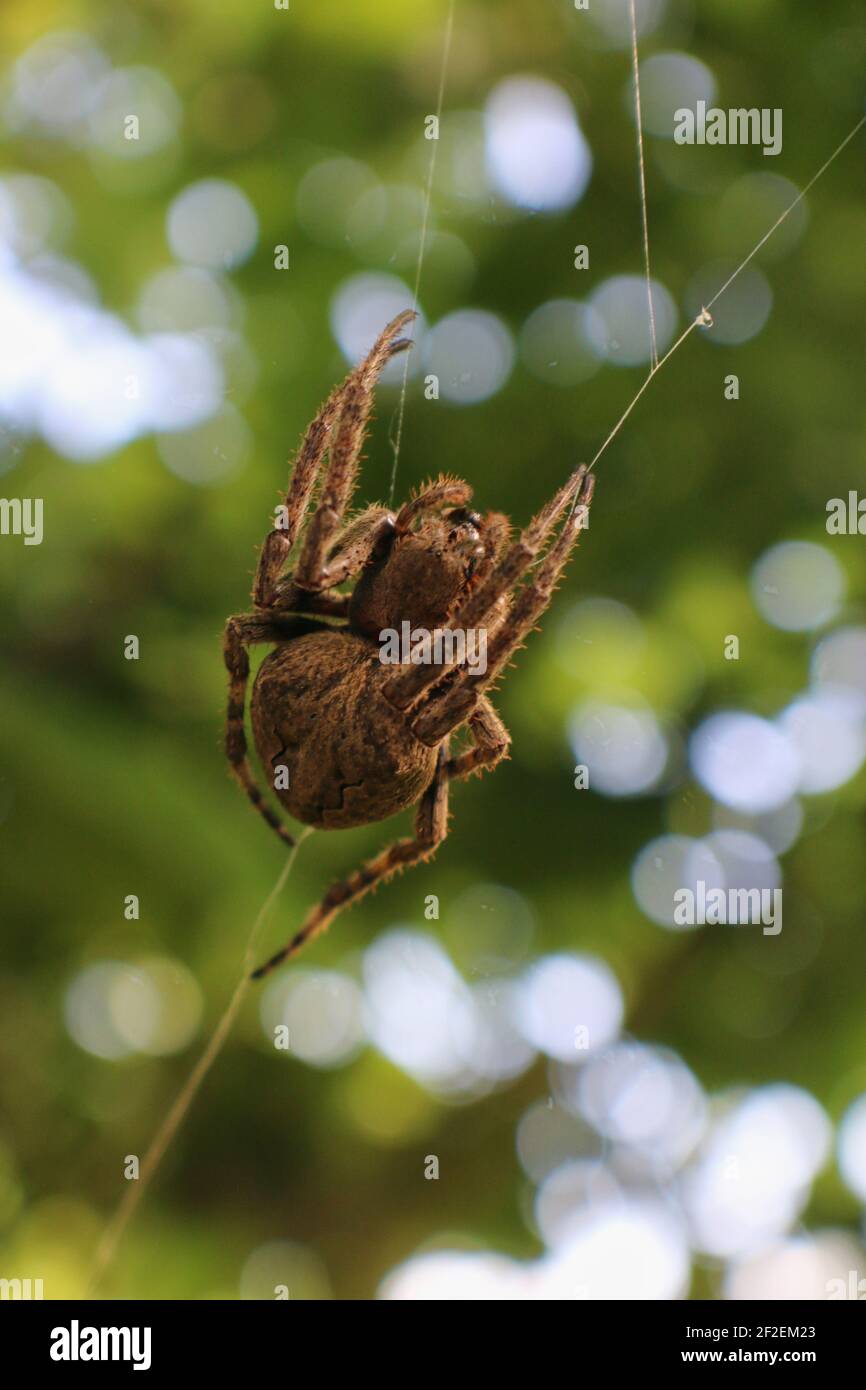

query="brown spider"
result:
[223,310,595,980]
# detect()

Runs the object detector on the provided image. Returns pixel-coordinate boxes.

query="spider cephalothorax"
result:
[347,505,487,638]
[223,311,594,979]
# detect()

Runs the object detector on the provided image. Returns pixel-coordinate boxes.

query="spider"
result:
[223,310,595,980]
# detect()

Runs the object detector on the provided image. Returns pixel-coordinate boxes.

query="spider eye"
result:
[447,507,482,528]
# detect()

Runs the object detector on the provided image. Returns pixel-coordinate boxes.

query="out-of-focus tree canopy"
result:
[1,0,865,1299]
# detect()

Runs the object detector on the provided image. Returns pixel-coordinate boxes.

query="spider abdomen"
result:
[250,630,438,831]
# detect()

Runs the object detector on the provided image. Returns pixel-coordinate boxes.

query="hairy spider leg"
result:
[250,684,516,981]
[274,475,475,611]
[251,739,451,979]
[384,463,590,712]
[393,476,474,532]
[254,309,416,608]
[445,695,511,781]
[223,613,328,845]
[293,315,415,591]
[253,387,341,609]
[283,505,397,602]
[410,472,596,746]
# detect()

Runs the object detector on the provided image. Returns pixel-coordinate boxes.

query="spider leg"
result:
[255,310,415,608]
[382,510,511,713]
[278,477,489,616]
[458,463,591,630]
[251,740,450,980]
[410,472,595,745]
[279,482,499,614]
[269,589,351,620]
[273,505,396,611]
[253,386,342,608]
[293,314,414,592]
[270,445,476,614]
[385,465,590,713]
[394,476,475,532]
[223,613,310,845]
[446,696,510,781]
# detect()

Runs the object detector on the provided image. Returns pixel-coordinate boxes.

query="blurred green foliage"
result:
[0,0,865,1298]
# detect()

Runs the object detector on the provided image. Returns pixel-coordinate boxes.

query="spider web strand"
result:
[705,113,866,311]
[388,0,457,506]
[629,0,658,369]
[87,830,314,1295]
[584,112,865,482]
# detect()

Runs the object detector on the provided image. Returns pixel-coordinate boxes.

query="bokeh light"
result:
[682,1085,831,1258]
[5,31,110,139]
[65,958,202,1059]
[425,309,514,404]
[167,179,258,270]
[533,1198,690,1300]
[717,174,809,263]
[330,272,423,384]
[711,799,804,856]
[260,969,366,1069]
[533,1159,620,1248]
[515,953,623,1061]
[88,67,181,159]
[240,1239,331,1301]
[587,275,678,366]
[724,1233,866,1301]
[296,157,380,249]
[686,263,773,345]
[588,0,667,47]
[447,882,536,975]
[380,1249,529,1301]
[703,828,781,897]
[64,963,135,1061]
[633,53,717,138]
[110,957,202,1056]
[751,541,845,631]
[690,712,801,814]
[0,217,225,460]
[565,1042,707,1172]
[484,76,592,212]
[520,299,602,387]
[779,691,866,794]
[837,1094,866,1204]
[0,174,73,257]
[469,978,537,1083]
[517,1101,599,1184]
[137,266,235,333]
[362,930,478,1093]
[569,699,668,797]
[157,402,250,485]
[812,627,866,711]
[631,834,724,930]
